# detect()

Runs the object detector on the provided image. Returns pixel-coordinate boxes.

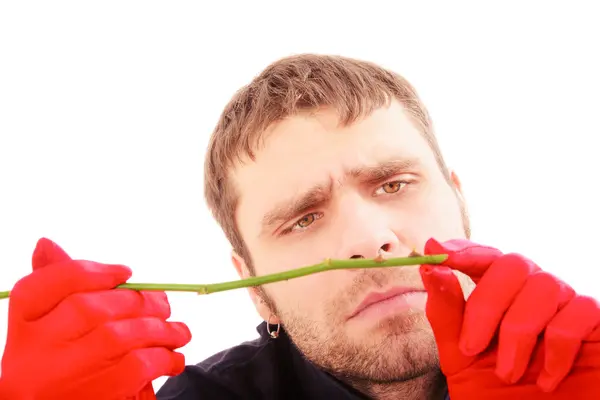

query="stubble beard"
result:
[261,267,442,385]
[283,306,441,385]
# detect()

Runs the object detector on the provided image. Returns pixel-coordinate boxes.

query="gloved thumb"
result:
[32,237,72,271]
[420,264,475,375]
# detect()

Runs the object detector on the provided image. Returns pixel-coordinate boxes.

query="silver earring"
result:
[267,314,280,339]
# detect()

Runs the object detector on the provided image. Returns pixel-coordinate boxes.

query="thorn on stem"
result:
[374,249,386,263]
[409,248,423,257]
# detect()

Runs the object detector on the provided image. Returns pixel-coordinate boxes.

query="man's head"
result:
[204,54,473,390]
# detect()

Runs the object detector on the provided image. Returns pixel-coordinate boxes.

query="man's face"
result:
[231,100,472,383]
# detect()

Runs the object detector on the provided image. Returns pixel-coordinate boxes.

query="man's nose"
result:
[333,198,400,260]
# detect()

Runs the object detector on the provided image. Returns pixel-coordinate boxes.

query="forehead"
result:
[231,101,436,233]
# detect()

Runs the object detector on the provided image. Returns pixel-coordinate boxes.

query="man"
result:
[1,54,599,400]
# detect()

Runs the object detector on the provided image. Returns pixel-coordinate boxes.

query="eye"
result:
[374,180,408,195]
[297,214,316,228]
[284,212,323,234]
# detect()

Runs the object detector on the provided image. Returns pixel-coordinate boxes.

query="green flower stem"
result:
[0,254,447,299]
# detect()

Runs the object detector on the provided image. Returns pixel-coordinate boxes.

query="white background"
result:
[1,1,598,392]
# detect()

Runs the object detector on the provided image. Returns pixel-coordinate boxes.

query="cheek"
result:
[424,190,466,237]
[391,184,465,247]
[252,247,340,313]
[269,276,337,321]
[255,235,336,274]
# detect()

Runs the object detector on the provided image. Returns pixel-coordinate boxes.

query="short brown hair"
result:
[203,54,450,274]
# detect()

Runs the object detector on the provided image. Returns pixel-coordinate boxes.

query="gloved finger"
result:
[11,259,132,321]
[420,264,476,375]
[459,253,540,356]
[495,271,575,384]
[537,295,600,392]
[113,348,186,396]
[424,238,504,284]
[79,317,192,361]
[31,237,73,271]
[36,289,171,340]
[584,325,600,342]
[59,348,185,400]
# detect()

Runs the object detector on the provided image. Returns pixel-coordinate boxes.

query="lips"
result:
[348,286,424,319]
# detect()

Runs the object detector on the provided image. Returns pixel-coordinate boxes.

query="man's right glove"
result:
[421,238,600,399]
[0,238,192,400]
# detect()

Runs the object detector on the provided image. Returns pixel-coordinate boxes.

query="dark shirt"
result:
[156,321,450,399]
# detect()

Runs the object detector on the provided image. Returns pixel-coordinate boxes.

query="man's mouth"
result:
[347,286,426,321]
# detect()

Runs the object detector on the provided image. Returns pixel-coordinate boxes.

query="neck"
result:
[348,368,447,400]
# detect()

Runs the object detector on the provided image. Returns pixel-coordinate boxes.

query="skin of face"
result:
[230,100,474,395]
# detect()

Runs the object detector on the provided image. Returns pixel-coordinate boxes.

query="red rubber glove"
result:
[0,238,192,400]
[420,238,600,399]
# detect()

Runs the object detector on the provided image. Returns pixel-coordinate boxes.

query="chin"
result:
[339,317,439,382]
[361,316,439,378]
[285,309,439,384]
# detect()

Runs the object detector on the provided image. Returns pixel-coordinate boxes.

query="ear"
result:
[449,170,463,196]
[450,169,469,207]
[449,169,473,239]
[231,250,278,323]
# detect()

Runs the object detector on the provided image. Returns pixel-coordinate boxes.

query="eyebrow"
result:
[348,158,419,184]
[261,181,333,232]
[260,157,419,233]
